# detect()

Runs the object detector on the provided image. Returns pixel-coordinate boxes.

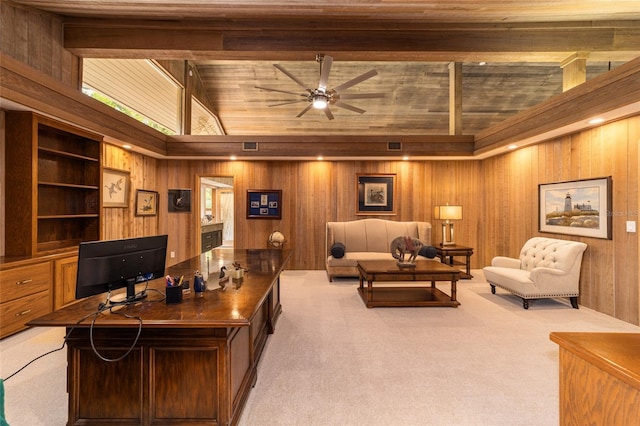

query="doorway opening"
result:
[200,176,234,248]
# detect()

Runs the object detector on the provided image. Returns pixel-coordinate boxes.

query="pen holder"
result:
[166,285,183,304]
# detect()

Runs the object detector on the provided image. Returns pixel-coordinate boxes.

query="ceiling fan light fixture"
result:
[312,94,328,109]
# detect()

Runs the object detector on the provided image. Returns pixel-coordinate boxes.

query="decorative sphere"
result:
[269,231,286,248]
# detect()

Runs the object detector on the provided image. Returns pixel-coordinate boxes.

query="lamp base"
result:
[441,222,457,246]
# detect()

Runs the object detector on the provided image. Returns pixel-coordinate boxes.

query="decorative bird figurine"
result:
[218,266,229,288]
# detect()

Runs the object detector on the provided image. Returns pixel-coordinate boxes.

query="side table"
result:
[435,244,473,279]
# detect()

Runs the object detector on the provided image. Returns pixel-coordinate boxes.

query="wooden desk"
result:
[549,332,640,426]
[357,259,460,308]
[28,249,290,426]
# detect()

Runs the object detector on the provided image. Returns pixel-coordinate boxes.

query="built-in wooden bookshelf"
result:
[5,111,102,256]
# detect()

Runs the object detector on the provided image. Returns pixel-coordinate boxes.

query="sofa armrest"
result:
[530,267,579,293]
[491,256,521,269]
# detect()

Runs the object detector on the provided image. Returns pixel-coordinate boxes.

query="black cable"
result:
[1,304,109,382]
[88,281,168,362]
[1,288,166,380]
[89,306,143,363]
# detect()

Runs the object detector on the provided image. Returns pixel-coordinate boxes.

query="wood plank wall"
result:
[1,1,79,87]
[483,117,639,324]
[150,157,483,271]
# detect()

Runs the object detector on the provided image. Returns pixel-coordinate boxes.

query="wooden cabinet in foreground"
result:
[0,261,53,338]
[54,254,78,309]
[550,332,640,425]
[4,111,103,256]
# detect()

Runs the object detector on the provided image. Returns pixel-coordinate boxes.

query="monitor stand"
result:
[108,279,148,305]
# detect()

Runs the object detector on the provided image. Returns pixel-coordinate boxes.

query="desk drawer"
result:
[0,262,51,303]
[0,290,52,338]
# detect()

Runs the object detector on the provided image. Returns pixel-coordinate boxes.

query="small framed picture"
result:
[356,173,396,215]
[135,189,158,216]
[103,168,130,208]
[168,189,191,213]
[247,190,282,219]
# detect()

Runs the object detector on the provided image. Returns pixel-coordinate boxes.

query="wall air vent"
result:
[243,142,259,151]
[387,142,402,151]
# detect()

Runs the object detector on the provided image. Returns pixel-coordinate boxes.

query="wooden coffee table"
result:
[357,259,461,308]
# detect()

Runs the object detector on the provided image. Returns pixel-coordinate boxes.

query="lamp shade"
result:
[434,205,463,220]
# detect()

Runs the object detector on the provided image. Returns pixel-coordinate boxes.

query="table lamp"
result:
[434,204,463,246]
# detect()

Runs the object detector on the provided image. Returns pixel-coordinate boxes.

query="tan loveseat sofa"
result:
[326,219,432,281]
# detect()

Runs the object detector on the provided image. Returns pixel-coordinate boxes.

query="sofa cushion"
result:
[484,266,533,287]
[331,242,346,258]
[327,252,396,267]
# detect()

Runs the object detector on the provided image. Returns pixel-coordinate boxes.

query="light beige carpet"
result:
[1,270,639,426]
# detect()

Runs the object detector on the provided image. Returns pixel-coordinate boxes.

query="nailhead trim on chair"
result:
[488,281,579,299]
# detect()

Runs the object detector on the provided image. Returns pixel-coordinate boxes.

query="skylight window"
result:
[82,59,182,135]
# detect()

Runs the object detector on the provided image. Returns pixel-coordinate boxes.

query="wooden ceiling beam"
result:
[448,62,462,135]
[166,135,475,158]
[62,22,640,62]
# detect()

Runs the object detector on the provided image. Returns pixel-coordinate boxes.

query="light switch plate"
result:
[626,221,636,233]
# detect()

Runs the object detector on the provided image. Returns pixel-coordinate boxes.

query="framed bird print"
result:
[168,189,192,213]
[103,168,130,208]
[135,189,159,216]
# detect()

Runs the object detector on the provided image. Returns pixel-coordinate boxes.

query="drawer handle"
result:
[16,279,33,285]
[15,309,32,317]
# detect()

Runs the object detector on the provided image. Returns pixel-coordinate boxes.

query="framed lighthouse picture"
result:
[538,177,611,239]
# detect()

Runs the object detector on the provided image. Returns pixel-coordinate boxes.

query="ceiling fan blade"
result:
[318,55,333,92]
[296,104,314,118]
[255,86,307,97]
[274,64,313,93]
[338,93,385,100]
[324,107,335,120]
[269,100,309,107]
[332,69,379,93]
[333,101,366,114]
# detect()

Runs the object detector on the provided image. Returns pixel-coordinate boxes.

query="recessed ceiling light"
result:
[402,156,409,161]
[588,117,605,125]
[508,145,518,150]
[230,155,237,160]
[317,156,324,161]
[479,62,486,66]
[122,144,132,149]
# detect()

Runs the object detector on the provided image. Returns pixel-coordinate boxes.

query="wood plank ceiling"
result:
[8,0,640,158]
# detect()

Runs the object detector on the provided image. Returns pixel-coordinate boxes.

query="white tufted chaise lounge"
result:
[483,237,587,309]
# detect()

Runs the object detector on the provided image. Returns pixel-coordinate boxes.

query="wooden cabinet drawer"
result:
[0,290,52,338]
[0,262,51,303]
[201,230,223,252]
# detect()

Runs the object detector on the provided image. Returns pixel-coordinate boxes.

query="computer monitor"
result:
[75,234,168,304]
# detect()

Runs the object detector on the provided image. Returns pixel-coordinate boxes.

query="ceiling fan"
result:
[255,54,384,120]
